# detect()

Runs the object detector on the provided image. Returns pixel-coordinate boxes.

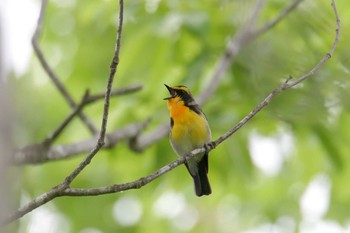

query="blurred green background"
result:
[5,0,350,232]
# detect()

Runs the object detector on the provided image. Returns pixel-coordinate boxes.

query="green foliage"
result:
[9,0,350,232]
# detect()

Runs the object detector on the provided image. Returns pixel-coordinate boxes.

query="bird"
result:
[164,84,212,196]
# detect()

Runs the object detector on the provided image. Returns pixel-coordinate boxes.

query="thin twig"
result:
[86,84,142,104]
[32,0,98,135]
[128,123,168,152]
[251,0,304,37]
[213,77,292,147]
[98,0,124,145]
[44,90,90,145]
[285,0,340,88]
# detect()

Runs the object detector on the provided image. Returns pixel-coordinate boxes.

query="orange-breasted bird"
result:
[164,84,212,196]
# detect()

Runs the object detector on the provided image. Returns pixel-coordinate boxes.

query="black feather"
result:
[170,117,174,128]
[185,153,211,197]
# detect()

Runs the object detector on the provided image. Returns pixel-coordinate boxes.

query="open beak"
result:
[164,84,176,100]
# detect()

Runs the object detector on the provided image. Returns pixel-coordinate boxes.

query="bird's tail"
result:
[192,154,211,196]
[193,172,211,196]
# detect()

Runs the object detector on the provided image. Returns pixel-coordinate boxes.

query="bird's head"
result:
[164,84,194,104]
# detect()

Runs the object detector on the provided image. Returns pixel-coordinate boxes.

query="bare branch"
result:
[285,0,340,88]
[99,1,124,140]
[213,76,291,147]
[13,120,149,165]
[86,84,143,104]
[128,123,168,152]
[1,184,65,225]
[32,0,98,134]
[251,0,304,37]
[44,90,90,145]
[62,153,190,196]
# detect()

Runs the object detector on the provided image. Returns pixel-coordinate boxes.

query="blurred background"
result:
[1,0,350,232]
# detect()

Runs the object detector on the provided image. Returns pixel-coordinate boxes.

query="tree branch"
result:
[284,0,340,88]
[251,0,304,37]
[32,0,98,134]
[85,84,142,104]
[13,120,149,165]
[43,90,90,145]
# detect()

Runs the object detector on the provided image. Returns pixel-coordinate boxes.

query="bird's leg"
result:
[204,141,216,153]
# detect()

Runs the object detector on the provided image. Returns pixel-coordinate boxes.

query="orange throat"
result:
[167,97,187,119]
